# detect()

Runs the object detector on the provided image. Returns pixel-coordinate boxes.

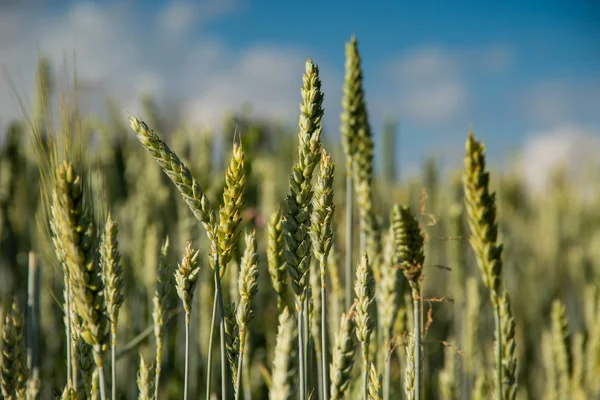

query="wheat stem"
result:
[206,292,217,400]
[345,174,353,312]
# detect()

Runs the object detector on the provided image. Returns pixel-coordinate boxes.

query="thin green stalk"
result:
[494,306,502,400]
[345,173,353,311]
[363,356,368,400]
[298,304,306,400]
[214,252,228,400]
[384,355,390,400]
[26,252,41,390]
[321,286,329,400]
[205,292,218,400]
[184,317,190,400]
[235,334,244,400]
[111,324,117,400]
[303,296,309,398]
[414,299,421,400]
[65,282,73,389]
[97,365,107,400]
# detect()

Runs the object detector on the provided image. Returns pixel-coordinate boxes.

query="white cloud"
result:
[382,44,511,126]
[0,0,337,135]
[523,81,600,125]
[519,125,600,193]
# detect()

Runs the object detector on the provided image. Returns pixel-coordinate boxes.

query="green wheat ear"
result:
[268,206,288,314]
[462,130,503,305]
[218,140,246,270]
[51,160,109,360]
[174,242,201,321]
[391,205,425,295]
[1,300,28,400]
[283,58,324,305]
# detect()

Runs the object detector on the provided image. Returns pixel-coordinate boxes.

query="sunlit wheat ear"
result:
[283,58,324,305]
[129,117,216,240]
[310,149,335,276]
[462,130,503,305]
[217,141,246,272]
[174,242,201,322]
[462,130,506,399]
[346,37,379,279]
[100,213,124,329]
[51,160,109,385]
[152,236,170,399]
[391,204,425,400]
[270,307,298,400]
[329,307,357,400]
[224,302,240,389]
[367,363,382,400]
[355,253,375,347]
[268,206,288,314]
[341,35,362,167]
[137,355,155,400]
[1,300,27,400]
[100,213,124,400]
[392,205,424,296]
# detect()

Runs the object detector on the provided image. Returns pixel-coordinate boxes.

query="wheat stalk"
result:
[310,149,335,400]
[235,231,259,399]
[283,58,324,400]
[174,242,201,400]
[392,204,425,399]
[355,253,375,400]
[100,213,124,400]
[50,160,109,400]
[463,130,505,399]
[152,236,170,400]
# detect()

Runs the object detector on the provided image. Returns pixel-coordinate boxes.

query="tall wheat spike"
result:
[463,130,506,399]
[268,207,288,314]
[174,242,201,400]
[392,204,425,399]
[283,58,324,400]
[152,236,170,400]
[100,213,124,400]
[50,160,109,399]
[310,149,335,400]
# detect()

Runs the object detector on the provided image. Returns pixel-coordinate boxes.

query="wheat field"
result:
[0,37,598,400]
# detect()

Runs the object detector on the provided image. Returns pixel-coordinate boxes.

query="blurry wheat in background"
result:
[0,35,598,400]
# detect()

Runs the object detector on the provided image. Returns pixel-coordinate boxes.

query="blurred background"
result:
[1,1,600,399]
[1,0,599,190]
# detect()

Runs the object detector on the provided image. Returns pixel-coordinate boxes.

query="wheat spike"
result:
[1,300,27,400]
[218,141,246,270]
[174,242,201,322]
[329,308,357,400]
[283,58,324,305]
[270,307,297,400]
[268,207,288,314]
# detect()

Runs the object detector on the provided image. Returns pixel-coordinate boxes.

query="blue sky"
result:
[1,0,599,186]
